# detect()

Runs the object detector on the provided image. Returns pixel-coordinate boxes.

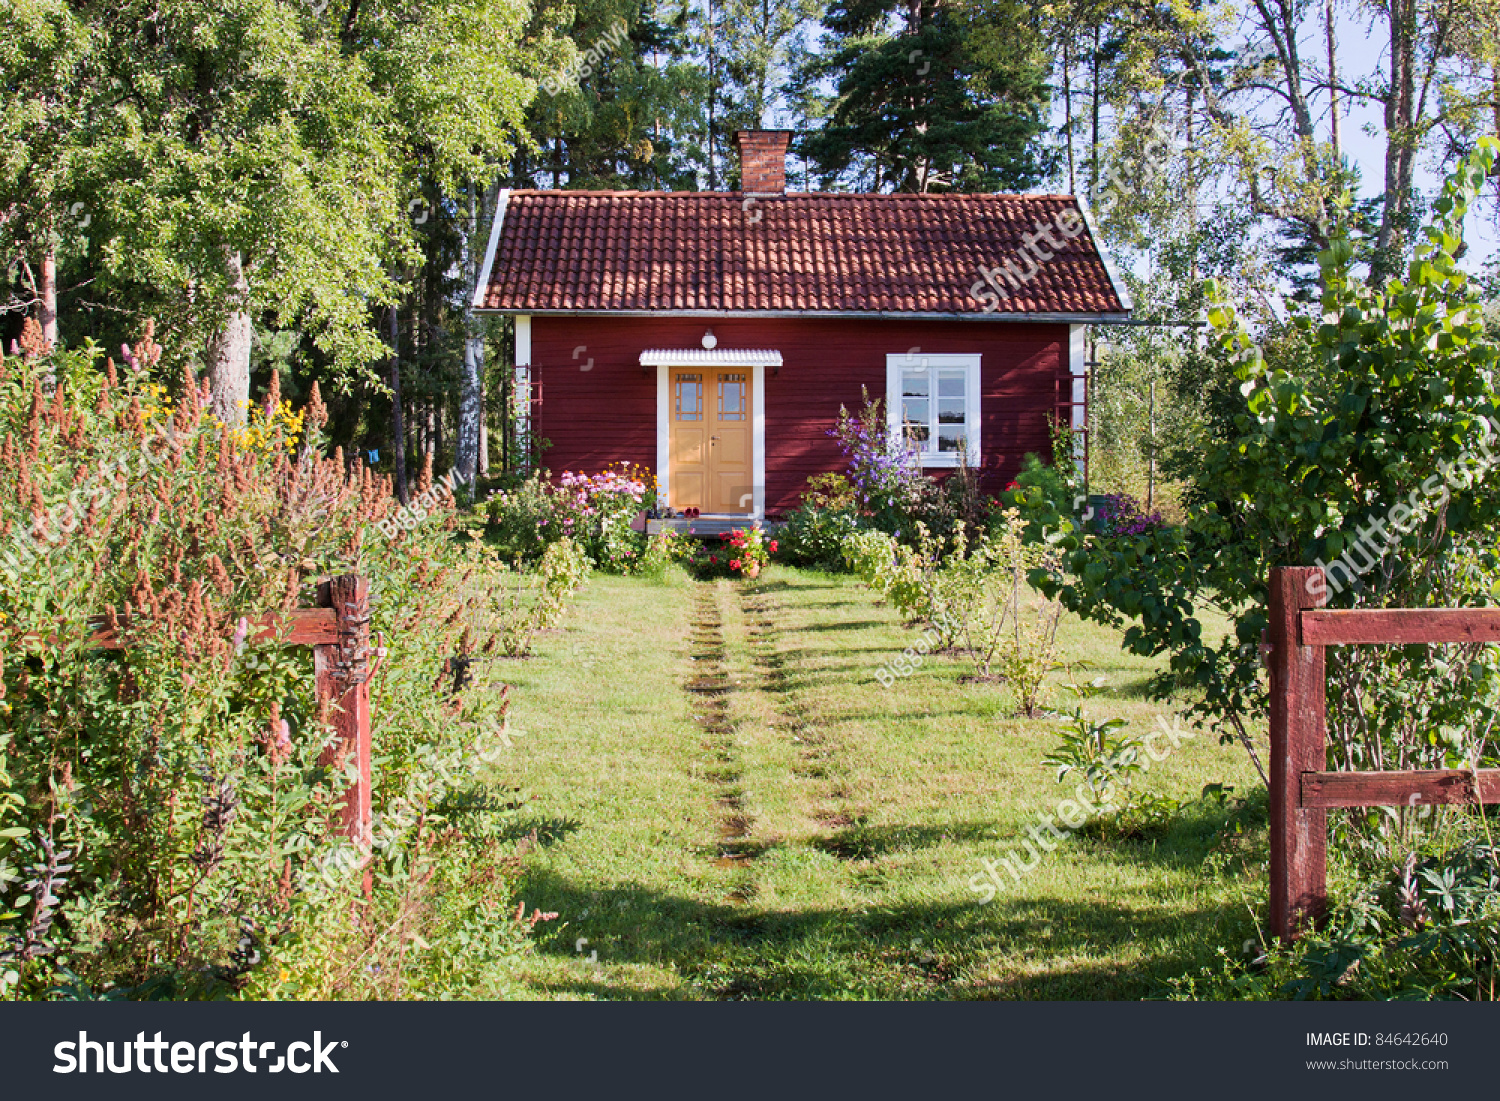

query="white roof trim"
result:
[639,348,784,366]
[1073,193,1133,313]
[471,187,510,311]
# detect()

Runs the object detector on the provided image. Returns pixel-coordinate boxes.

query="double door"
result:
[668,368,752,514]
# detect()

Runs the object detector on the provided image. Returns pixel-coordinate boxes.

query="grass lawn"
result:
[496,564,1268,999]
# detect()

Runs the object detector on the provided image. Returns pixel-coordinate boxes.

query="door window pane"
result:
[718,374,747,420]
[675,375,703,420]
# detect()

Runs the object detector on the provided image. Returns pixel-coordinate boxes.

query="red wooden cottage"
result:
[472,130,1131,521]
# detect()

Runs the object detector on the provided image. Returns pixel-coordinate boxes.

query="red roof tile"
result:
[476,191,1129,316]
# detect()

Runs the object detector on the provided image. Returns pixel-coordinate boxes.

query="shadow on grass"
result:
[514,863,1254,1001]
[811,820,1003,861]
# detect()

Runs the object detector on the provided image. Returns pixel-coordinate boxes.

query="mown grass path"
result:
[501,566,1264,999]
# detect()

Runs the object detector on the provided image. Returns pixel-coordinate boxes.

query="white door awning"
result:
[639,348,783,367]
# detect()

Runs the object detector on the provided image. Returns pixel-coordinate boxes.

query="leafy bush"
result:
[0,331,552,999]
[844,514,1066,709]
[775,505,861,570]
[1172,831,1500,1000]
[1036,140,1500,797]
[476,537,590,657]
[485,465,653,572]
[1042,686,1184,838]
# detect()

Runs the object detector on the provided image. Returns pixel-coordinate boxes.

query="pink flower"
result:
[730,559,741,570]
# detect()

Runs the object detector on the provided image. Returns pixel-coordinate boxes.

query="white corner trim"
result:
[471,187,511,311]
[1073,194,1134,312]
[1069,324,1087,432]
[885,352,981,469]
[514,314,531,368]
[656,363,671,508]
[752,361,766,518]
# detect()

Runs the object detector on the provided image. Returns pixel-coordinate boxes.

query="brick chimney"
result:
[734,130,793,195]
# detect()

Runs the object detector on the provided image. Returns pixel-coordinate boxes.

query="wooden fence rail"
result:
[28,574,374,849]
[1268,566,1500,942]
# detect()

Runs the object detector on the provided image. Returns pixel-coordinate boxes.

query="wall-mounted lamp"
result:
[701,329,718,350]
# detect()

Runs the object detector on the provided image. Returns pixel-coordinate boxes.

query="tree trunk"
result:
[456,183,490,488]
[388,304,409,505]
[1326,0,1341,164]
[40,246,58,348]
[1374,0,1418,281]
[206,249,253,424]
[1063,33,1075,195]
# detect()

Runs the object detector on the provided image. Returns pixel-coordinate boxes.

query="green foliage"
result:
[1037,141,1500,790]
[486,538,591,657]
[775,506,862,571]
[845,514,1066,708]
[0,339,545,999]
[1172,830,1500,1000]
[966,510,1064,714]
[485,466,652,573]
[0,0,537,386]
[1043,683,1186,840]
[796,0,1053,192]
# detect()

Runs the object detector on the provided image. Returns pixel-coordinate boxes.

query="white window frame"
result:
[885,352,982,469]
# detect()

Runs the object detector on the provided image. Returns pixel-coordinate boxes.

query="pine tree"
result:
[795,0,1054,193]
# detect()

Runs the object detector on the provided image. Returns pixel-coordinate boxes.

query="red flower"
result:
[769,541,778,553]
[730,559,741,570]
[1006,480,1019,490]
[710,556,717,564]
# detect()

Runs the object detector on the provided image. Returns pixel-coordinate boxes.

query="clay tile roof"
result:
[476,191,1130,317]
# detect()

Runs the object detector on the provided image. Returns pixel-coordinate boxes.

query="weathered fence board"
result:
[1268,566,1500,943]
[1302,768,1500,808]
[1301,607,1500,645]
[1267,567,1328,943]
[83,608,341,650]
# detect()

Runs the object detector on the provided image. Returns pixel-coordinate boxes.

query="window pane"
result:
[718,374,746,420]
[937,372,966,398]
[675,375,702,420]
[902,373,930,397]
[938,425,967,452]
[937,399,965,424]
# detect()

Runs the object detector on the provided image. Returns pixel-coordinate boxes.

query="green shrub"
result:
[485,466,652,573]
[776,506,861,570]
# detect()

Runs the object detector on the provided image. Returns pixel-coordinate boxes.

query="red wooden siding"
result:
[528,317,1070,513]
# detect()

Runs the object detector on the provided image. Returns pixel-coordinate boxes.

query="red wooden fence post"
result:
[314,574,372,849]
[1268,566,1328,942]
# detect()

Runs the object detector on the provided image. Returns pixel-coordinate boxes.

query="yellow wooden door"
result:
[709,371,751,513]
[668,368,753,514]
[669,370,707,511]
